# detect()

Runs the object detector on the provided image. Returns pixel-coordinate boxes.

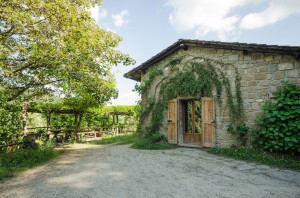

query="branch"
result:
[12,59,42,74]
[0,26,14,36]
[7,79,63,101]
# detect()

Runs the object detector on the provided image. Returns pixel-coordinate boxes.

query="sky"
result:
[90,0,300,106]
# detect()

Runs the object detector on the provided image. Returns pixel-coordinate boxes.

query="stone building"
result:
[125,39,300,147]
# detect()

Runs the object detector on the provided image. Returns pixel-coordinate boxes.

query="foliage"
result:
[0,0,134,103]
[136,56,244,138]
[30,101,140,130]
[0,93,22,144]
[253,81,300,154]
[207,147,300,170]
[0,0,134,144]
[227,122,250,146]
[51,114,74,129]
[0,142,63,180]
[131,133,176,150]
[22,136,39,149]
[95,105,141,117]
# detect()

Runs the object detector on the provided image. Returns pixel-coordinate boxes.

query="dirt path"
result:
[0,144,299,198]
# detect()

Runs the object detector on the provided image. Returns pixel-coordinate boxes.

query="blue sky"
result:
[90,0,300,105]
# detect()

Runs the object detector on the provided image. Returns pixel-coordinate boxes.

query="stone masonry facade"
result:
[126,40,300,147]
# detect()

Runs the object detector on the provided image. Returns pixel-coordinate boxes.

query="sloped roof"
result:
[124,39,300,81]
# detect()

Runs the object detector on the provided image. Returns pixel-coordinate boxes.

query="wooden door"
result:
[167,99,177,144]
[182,100,202,144]
[201,97,216,147]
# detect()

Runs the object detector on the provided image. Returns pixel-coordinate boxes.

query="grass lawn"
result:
[85,134,176,150]
[85,134,138,145]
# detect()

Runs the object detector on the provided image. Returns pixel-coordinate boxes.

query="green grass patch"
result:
[85,134,176,150]
[0,145,64,180]
[85,134,138,145]
[131,137,176,150]
[207,147,300,171]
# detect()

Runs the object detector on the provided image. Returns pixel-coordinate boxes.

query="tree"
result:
[0,0,133,101]
[0,0,134,135]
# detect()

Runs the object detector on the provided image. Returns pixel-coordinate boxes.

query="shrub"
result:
[0,93,22,145]
[131,133,175,150]
[253,81,300,154]
[227,122,250,146]
[0,143,57,167]
[0,142,62,180]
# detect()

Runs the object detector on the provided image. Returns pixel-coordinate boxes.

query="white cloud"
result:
[112,10,129,27]
[89,7,107,24]
[240,0,300,29]
[166,0,300,40]
[166,0,250,40]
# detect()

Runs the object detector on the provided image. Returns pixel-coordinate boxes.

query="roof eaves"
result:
[124,39,300,81]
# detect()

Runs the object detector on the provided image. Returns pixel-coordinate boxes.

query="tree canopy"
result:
[0,0,134,105]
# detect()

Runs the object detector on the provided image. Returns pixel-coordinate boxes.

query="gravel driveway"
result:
[0,144,299,198]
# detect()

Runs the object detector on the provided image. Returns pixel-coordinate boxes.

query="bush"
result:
[227,122,250,146]
[0,93,22,145]
[0,143,57,167]
[0,142,62,180]
[253,81,300,154]
[131,133,176,150]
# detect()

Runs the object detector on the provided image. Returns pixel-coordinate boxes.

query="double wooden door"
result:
[182,100,202,144]
[167,97,215,147]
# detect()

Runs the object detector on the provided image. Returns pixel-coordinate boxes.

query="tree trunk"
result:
[74,113,78,136]
[46,112,51,132]
[73,113,83,141]
[22,101,28,136]
[78,114,83,131]
[46,112,51,140]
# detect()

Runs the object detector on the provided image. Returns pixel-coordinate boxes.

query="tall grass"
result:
[0,143,63,180]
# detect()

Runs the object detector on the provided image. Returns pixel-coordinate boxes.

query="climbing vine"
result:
[136,55,244,139]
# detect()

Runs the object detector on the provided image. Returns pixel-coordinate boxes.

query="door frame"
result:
[177,97,200,145]
[168,97,216,147]
[180,99,202,144]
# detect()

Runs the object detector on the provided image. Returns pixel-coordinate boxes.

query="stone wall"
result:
[140,46,300,147]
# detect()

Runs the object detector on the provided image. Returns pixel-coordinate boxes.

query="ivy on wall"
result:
[136,55,244,139]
